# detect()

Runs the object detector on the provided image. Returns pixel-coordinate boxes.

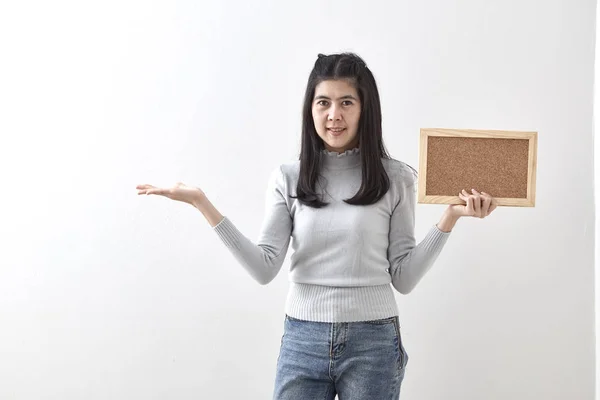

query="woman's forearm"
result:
[192,196,225,227]
[436,208,460,233]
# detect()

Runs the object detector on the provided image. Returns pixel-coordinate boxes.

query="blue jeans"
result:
[273,315,409,400]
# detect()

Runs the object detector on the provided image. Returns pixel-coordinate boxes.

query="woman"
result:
[137,52,497,399]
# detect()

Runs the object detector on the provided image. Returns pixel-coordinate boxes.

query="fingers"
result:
[136,184,154,194]
[148,188,171,196]
[481,195,492,216]
[485,195,498,216]
[460,189,475,216]
[479,191,492,216]
[460,189,497,218]
[471,189,482,217]
[466,196,475,216]
[136,184,163,196]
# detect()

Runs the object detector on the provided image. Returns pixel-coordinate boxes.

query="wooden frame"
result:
[418,128,538,207]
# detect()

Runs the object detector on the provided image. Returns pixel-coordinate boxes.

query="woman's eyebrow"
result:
[314,95,358,100]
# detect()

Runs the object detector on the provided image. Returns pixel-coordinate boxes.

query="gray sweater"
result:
[213,147,451,322]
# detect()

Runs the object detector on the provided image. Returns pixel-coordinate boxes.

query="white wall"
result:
[1,1,595,399]
[595,1,600,399]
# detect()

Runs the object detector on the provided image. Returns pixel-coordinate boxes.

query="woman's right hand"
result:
[136,182,206,206]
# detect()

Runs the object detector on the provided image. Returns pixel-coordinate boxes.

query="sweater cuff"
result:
[213,217,241,249]
[422,224,451,253]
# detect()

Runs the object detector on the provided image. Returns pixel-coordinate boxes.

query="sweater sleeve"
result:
[212,165,293,285]
[387,177,451,294]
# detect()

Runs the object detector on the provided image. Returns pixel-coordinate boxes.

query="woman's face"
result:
[311,79,361,153]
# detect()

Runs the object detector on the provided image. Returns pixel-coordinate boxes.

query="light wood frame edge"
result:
[417,128,537,207]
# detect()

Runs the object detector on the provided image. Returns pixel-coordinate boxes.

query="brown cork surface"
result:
[426,137,529,198]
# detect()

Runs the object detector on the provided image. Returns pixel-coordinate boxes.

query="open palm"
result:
[136,182,205,206]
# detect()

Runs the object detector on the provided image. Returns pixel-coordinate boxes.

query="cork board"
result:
[418,128,537,207]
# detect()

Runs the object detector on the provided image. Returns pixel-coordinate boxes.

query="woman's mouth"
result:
[327,128,346,137]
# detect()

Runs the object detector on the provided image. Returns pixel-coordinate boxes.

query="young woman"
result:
[137,52,497,399]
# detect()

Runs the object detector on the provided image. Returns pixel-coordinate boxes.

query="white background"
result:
[0,1,596,399]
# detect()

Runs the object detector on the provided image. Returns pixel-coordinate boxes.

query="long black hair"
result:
[292,52,393,208]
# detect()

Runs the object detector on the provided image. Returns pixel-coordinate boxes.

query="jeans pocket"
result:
[392,317,409,371]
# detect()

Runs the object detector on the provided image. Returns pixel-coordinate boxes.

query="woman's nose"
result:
[328,106,342,121]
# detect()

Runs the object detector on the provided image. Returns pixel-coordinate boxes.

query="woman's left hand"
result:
[447,189,498,219]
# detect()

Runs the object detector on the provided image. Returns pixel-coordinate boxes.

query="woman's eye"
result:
[316,100,353,106]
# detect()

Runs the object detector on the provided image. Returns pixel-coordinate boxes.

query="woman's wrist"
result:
[436,208,461,233]
[193,194,225,227]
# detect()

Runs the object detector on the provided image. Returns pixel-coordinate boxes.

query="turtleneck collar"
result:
[320,147,361,170]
